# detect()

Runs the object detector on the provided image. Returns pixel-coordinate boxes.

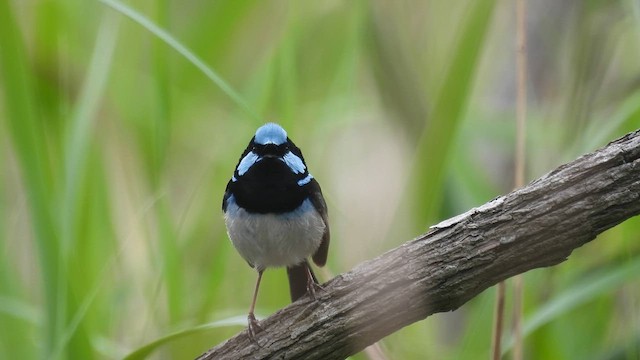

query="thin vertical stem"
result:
[492,281,506,360]
[512,0,527,359]
[492,1,527,358]
[515,0,527,189]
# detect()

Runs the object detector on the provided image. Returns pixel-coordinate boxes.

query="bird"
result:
[222,122,330,337]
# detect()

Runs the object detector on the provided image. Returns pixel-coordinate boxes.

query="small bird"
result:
[222,123,330,337]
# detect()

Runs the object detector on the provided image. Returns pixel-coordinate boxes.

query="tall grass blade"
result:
[56,11,120,359]
[100,0,260,121]
[62,11,119,251]
[0,1,60,356]
[150,0,171,184]
[411,0,497,226]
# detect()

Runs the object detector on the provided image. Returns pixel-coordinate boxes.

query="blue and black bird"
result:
[222,123,330,335]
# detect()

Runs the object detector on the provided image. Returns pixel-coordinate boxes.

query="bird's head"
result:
[231,123,312,185]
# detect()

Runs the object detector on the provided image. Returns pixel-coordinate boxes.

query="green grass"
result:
[0,1,60,357]
[1,0,639,359]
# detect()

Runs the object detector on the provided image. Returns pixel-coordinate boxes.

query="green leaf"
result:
[123,316,248,360]
[503,260,640,355]
[411,0,498,226]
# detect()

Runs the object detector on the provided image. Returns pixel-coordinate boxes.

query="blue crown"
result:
[255,123,287,145]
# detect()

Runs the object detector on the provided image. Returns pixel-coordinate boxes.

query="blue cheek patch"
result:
[283,151,306,174]
[237,152,260,176]
[255,123,287,145]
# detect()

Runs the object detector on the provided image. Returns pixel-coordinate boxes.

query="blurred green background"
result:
[1,0,639,359]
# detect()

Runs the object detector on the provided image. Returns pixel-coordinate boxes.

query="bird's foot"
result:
[306,281,326,301]
[247,313,264,344]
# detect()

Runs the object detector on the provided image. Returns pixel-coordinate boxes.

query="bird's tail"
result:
[286,260,317,302]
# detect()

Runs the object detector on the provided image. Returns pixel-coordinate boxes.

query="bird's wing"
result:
[308,179,330,267]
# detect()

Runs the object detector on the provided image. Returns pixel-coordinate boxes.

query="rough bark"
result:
[198,130,640,360]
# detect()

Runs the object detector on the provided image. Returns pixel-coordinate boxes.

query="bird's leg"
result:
[247,270,264,340]
[304,264,325,301]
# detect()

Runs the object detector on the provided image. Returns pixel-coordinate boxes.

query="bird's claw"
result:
[307,281,326,301]
[247,313,264,344]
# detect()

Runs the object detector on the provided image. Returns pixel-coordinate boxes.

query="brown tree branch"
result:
[198,130,640,360]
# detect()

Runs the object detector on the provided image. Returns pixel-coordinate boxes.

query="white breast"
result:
[224,196,325,271]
